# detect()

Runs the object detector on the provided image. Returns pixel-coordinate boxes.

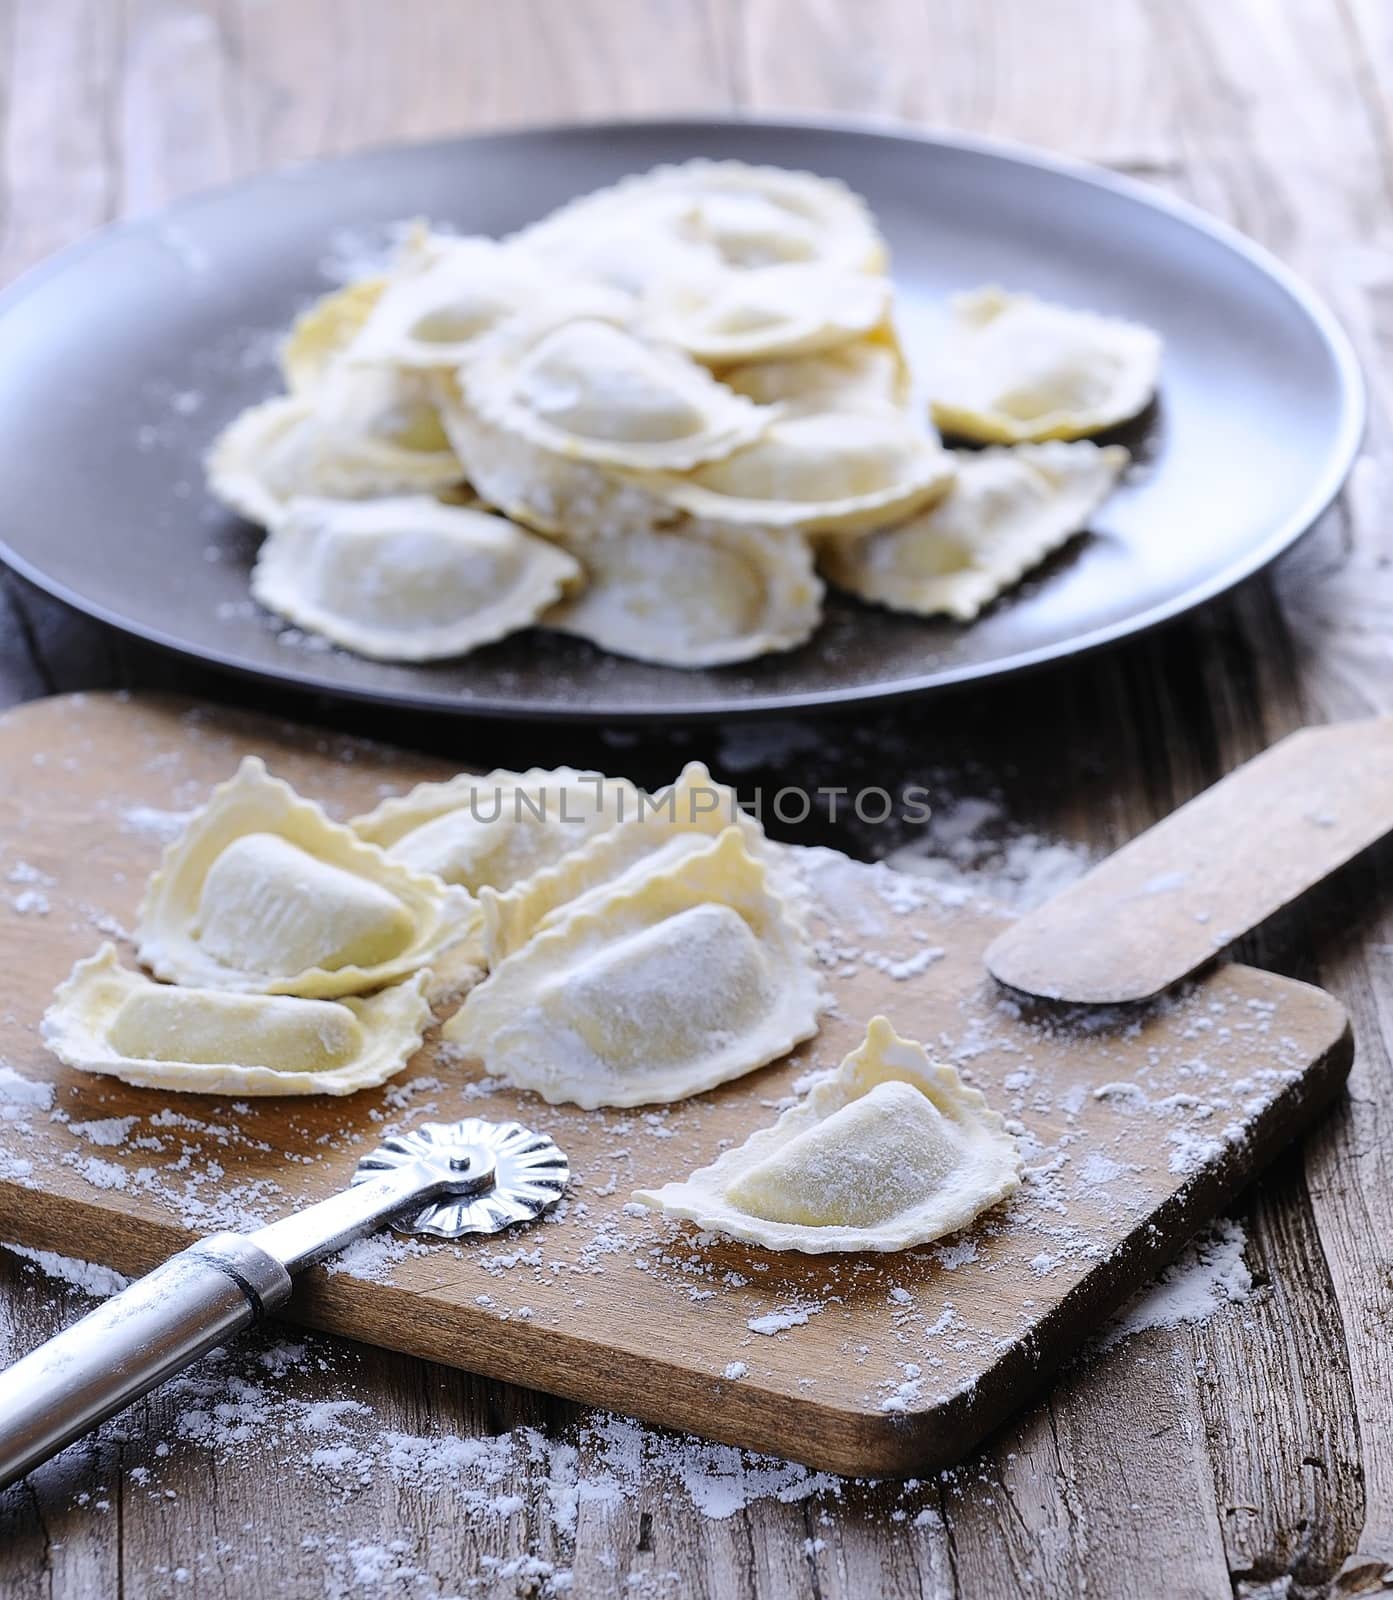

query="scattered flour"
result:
[68,1115,140,1148]
[0,760,1293,1591]
[118,804,198,843]
[1101,1219,1253,1348]
[0,1065,55,1115]
[323,1233,431,1283]
[885,794,1093,911]
[2,1242,130,1298]
[747,1305,819,1335]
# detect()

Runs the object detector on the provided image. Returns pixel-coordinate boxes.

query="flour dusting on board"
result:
[0,711,1321,1597]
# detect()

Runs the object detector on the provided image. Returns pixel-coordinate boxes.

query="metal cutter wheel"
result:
[0,1117,569,1490]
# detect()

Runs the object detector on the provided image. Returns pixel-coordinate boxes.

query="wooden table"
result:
[1,3,1390,1595]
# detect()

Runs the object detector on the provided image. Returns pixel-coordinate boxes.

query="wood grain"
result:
[986,719,1393,1002]
[0,0,1387,1594]
[0,693,1351,1479]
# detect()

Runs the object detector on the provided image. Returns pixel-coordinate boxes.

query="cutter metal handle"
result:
[0,1233,290,1490]
[0,1152,491,1490]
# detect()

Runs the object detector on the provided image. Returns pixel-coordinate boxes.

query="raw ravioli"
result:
[516,160,887,275]
[347,233,552,370]
[137,757,476,997]
[634,1016,1022,1252]
[43,945,432,1097]
[819,441,1128,620]
[646,261,890,365]
[444,828,823,1108]
[651,409,955,535]
[720,330,909,414]
[542,518,823,667]
[929,287,1161,443]
[434,385,675,541]
[207,366,461,526]
[459,294,770,473]
[251,495,581,660]
[351,766,640,893]
[281,277,388,392]
[481,760,763,965]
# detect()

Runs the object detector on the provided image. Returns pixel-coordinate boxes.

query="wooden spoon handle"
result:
[984,718,1393,1003]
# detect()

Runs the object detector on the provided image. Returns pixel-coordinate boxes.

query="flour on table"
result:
[1099,1218,1253,1349]
[2,1242,130,1298]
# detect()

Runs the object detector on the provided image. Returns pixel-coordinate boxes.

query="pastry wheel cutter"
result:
[0,1116,568,1490]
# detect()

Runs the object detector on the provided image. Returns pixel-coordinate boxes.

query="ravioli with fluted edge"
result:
[346,231,552,371]
[541,517,823,667]
[650,409,955,535]
[351,766,640,893]
[459,292,771,472]
[929,287,1161,443]
[251,495,582,662]
[819,441,1129,621]
[645,261,891,365]
[281,277,388,392]
[481,760,763,966]
[42,945,433,1096]
[719,329,909,414]
[515,159,887,275]
[137,757,477,997]
[634,1015,1022,1252]
[444,827,823,1108]
[204,160,1161,673]
[433,381,675,542]
[207,366,461,526]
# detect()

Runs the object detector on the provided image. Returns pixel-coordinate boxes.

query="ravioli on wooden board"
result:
[444,827,823,1108]
[43,946,433,1097]
[137,757,477,998]
[635,1015,1022,1252]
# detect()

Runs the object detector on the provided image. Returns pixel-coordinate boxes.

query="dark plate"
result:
[0,117,1364,721]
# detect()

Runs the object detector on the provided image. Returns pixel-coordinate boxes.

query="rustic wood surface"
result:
[985,719,1393,1003]
[0,694,1356,1484]
[0,1,1390,1596]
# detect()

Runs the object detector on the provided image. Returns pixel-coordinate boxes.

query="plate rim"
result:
[0,112,1367,723]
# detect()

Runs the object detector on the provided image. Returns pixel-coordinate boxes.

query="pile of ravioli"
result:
[43,757,1022,1253]
[207,160,1160,669]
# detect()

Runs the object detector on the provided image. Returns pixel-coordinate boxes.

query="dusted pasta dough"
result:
[516,160,887,275]
[207,366,461,526]
[719,330,910,414]
[434,384,675,541]
[202,162,1165,674]
[137,757,477,997]
[460,294,771,473]
[481,760,763,965]
[650,409,955,535]
[541,517,823,667]
[819,441,1129,620]
[645,261,891,365]
[43,945,433,1097]
[444,828,823,1108]
[250,495,582,661]
[352,766,640,892]
[929,287,1161,443]
[634,1016,1022,1252]
[347,232,552,370]
[281,277,387,392]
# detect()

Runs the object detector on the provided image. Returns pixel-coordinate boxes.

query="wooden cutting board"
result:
[0,694,1352,1477]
